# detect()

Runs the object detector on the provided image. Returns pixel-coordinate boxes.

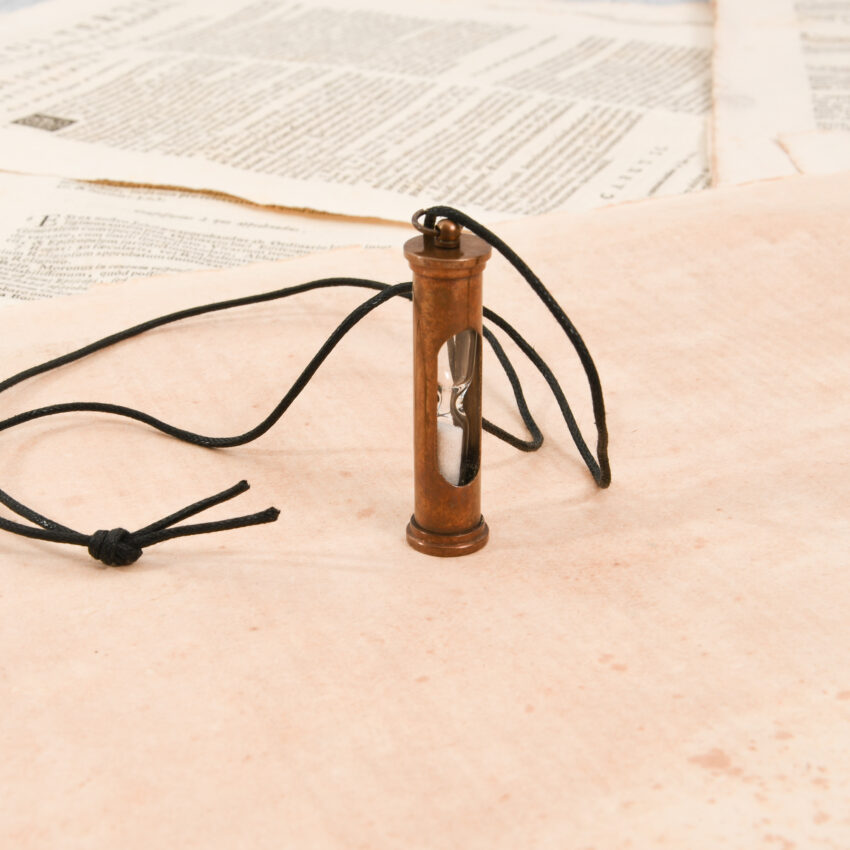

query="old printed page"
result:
[0,173,403,304]
[0,0,712,220]
[713,0,850,184]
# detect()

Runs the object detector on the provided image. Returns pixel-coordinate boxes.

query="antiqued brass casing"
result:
[404,223,491,557]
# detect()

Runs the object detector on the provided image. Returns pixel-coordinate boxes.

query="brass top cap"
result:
[403,232,491,275]
[407,210,491,274]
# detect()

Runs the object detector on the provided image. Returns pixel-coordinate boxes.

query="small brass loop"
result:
[411,209,439,237]
[412,210,464,248]
[410,210,440,236]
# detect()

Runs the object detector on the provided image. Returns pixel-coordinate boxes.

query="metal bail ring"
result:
[411,210,462,249]
[411,209,439,238]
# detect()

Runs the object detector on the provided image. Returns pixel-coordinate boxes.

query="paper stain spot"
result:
[611,664,628,673]
[340,470,352,478]
[763,835,796,850]
[598,654,613,663]
[837,691,850,700]
[415,676,430,683]
[814,812,830,825]
[525,704,535,714]
[694,538,707,549]
[357,506,375,519]
[775,730,793,740]
[499,793,511,803]
[689,748,733,772]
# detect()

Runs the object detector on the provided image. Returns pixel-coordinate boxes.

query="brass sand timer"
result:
[405,213,491,557]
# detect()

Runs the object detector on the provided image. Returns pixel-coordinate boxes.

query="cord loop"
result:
[0,210,610,567]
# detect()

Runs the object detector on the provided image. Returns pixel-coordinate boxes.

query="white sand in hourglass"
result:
[437,418,464,486]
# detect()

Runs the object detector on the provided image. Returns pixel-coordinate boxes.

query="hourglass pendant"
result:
[405,213,491,556]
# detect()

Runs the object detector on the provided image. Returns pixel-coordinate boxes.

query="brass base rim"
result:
[406,516,489,557]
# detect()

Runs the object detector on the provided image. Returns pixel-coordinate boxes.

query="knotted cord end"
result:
[88,528,143,567]
[78,481,280,567]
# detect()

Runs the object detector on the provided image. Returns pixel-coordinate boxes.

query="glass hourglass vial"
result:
[437,329,479,487]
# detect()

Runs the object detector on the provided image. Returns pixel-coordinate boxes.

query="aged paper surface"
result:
[491,0,712,25]
[0,172,849,848]
[713,0,850,184]
[0,173,403,303]
[0,0,711,219]
[781,127,850,171]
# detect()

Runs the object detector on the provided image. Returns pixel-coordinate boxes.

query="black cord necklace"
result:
[0,208,610,567]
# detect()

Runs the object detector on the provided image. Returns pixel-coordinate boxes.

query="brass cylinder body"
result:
[404,230,491,557]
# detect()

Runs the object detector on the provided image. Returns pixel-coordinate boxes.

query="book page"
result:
[494,0,712,26]
[0,0,712,220]
[712,0,850,185]
[0,173,403,304]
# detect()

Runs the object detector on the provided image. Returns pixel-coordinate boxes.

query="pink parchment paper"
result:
[1,173,848,849]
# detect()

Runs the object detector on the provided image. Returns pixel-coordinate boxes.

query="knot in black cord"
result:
[0,480,279,568]
[88,528,143,567]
